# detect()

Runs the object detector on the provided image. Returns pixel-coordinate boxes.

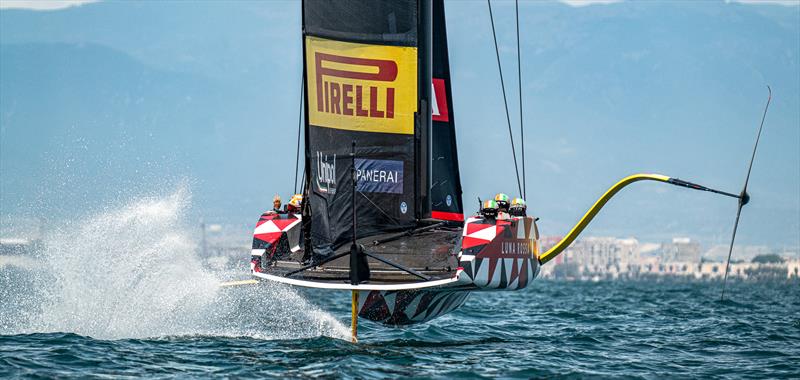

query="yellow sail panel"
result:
[306,36,418,135]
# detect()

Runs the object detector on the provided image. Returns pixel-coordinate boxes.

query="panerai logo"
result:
[355,159,403,194]
[316,152,336,194]
[315,53,396,120]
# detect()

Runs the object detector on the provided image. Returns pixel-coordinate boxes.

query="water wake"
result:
[0,187,350,340]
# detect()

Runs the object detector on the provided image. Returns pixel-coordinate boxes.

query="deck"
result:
[259,226,462,285]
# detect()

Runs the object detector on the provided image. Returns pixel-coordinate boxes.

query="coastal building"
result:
[539,236,799,281]
[539,237,641,280]
[659,237,701,262]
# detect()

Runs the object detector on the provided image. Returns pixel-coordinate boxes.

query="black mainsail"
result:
[302,0,436,255]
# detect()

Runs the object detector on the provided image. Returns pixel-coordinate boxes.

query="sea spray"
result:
[0,186,350,340]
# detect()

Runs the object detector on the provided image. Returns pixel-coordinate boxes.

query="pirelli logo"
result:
[315,54,397,119]
[306,36,417,135]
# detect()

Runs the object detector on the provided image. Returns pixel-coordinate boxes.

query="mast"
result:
[301,0,313,262]
[416,0,433,219]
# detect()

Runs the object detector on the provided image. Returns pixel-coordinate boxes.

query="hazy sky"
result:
[1,0,798,248]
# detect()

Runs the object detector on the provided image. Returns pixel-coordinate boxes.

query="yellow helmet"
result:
[289,194,303,208]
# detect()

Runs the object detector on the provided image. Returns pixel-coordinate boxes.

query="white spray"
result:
[0,186,350,340]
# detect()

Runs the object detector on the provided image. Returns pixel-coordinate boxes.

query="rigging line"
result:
[357,191,405,227]
[293,74,304,194]
[299,166,306,193]
[488,0,523,197]
[515,0,526,200]
[362,251,431,281]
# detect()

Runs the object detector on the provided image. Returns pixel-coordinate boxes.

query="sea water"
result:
[1,190,798,378]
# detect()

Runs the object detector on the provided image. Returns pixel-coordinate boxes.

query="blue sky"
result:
[0,0,798,248]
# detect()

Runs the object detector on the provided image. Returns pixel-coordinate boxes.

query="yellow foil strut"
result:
[218,279,259,287]
[351,290,359,343]
[538,173,671,264]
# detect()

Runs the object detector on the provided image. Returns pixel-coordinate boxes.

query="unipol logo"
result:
[316,152,337,194]
[315,53,397,120]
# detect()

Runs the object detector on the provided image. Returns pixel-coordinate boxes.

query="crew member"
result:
[509,197,527,217]
[287,194,302,214]
[269,194,285,214]
[480,199,499,220]
[495,193,510,219]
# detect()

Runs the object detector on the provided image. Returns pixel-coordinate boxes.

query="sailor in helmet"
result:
[480,199,499,220]
[287,193,303,214]
[509,197,527,217]
[494,193,511,219]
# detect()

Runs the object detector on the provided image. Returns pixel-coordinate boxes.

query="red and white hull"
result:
[249,212,540,325]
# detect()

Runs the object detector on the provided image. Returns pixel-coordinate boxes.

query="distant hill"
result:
[1,1,797,246]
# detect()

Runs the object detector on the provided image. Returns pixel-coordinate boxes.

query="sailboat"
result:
[247,0,770,340]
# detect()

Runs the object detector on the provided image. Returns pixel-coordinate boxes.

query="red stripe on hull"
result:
[461,236,488,250]
[432,211,464,222]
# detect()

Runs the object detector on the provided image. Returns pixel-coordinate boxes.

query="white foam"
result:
[1,186,350,340]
